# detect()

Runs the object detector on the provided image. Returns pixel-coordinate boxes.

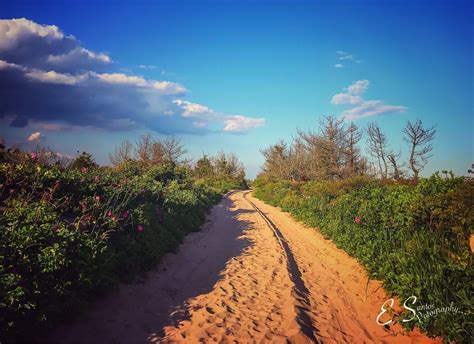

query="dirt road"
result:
[50,191,440,343]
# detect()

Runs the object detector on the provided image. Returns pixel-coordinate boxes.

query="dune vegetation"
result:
[0,134,247,342]
[253,116,473,342]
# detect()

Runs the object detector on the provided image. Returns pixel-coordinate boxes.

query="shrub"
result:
[254,173,473,343]
[0,156,229,342]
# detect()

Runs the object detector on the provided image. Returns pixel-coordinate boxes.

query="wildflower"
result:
[136,224,144,233]
[80,167,88,173]
[354,216,362,224]
[31,152,37,161]
[107,210,113,217]
[95,196,100,202]
[94,176,100,182]
[122,210,130,219]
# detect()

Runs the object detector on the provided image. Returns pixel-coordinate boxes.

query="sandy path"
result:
[49,191,440,343]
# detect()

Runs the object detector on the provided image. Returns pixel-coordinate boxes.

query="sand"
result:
[49,191,441,343]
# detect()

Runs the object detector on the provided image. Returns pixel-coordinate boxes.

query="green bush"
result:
[0,157,227,342]
[254,174,473,343]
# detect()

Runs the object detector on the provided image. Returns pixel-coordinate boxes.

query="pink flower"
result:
[122,210,130,219]
[107,210,113,217]
[136,224,144,233]
[31,152,37,161]
[80,167,88,173]
[354,216,362,224]
[95,195,100,202]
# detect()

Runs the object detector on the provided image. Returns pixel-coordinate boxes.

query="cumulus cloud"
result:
[334,63,344,68]
[0,18,264,135]
[173,100,213,118]
[346,79,369,95]
[27,131,43,142]
[331,80,407,120]
[0,18,111,72]
[331,93,363,105]
[173,100,265,133]
[224,116,265,133]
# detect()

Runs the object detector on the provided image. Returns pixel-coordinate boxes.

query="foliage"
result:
[259,116,437,181]
[254,174,473,343]
[0,150,237,342]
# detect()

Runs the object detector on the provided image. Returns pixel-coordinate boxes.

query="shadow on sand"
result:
[49,192,256,344]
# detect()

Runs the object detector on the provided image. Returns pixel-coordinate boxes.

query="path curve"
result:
[49,191,441,343]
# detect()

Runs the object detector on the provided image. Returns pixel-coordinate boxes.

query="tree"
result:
[295,116,349,180]
[214,151,243,178]
[109,139,133,166]
[151,140,166,165]
[33,145,70,167]
[194,154,214,178]
[403,119,436,181]
[135,133,154,164]
[260,116,370,181]
[345,122,365,175]
[366,122,389,179]
[261,140,290,179]
[70,151,97,170]
[162,137,188,165]
[387,151,404,180]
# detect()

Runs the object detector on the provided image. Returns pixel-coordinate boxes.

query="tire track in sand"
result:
[243,191,318,343]
[159,191,316,343]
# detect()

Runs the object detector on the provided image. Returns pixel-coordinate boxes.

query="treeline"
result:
[260,116,436,181]
[0,136,245,342]
[110,133,247,189]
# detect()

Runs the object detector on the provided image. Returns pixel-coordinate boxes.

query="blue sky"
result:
[1,0,472,178]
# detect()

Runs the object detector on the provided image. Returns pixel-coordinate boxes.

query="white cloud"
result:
[0,18,63,50]
[346,79,369,95]
[27,131,43,142]
[173,99,212,118]
[173,100,265,133]
[47,47,111,66]
[224,115,265,133]
[336,51,363,64]
[138,64,157,69]
[334,64,344,68]
[332,80,407,120]
[0,18,111,72]
[95,72,147,86]
[93,73,186,94]
[0,18,264,134]
[25,69,82,85]
[0,59,22,70]
[331,93,363,105]
[152,81,186,94]
[343,101,407,120]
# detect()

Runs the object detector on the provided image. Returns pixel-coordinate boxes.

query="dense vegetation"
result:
[0,136,246,342]
[255,117,473,343]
